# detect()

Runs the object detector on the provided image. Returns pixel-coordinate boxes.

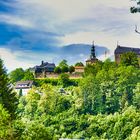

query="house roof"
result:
[31,61,56,73]
[115,45,140,55]
[75,66,85,69]
[15,80,34,89]
[86,58,98,62]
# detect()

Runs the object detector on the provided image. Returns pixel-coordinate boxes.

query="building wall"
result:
[138,55,140,66]
[75,66,84,73]
[15,88,31,96]
[115,54,121,64]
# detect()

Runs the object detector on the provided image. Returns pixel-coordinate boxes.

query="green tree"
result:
[75,62,84,66]
[61,66,69,73]
[59,59,68,68]
[22,69,34,81]
[69,65,75,73]
[84,64,97,76]
[80,76,103,114]
[58,73,70,87]
[120,52,139,67]
[133,83,140,109]
[103,59,116,71]
[54,66,61,74]
[0,104,13,139]
[59,60,69,73]
[20,122,52,140]
[9,68,25,83]
[0,59,17,117]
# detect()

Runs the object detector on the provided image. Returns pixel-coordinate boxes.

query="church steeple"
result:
[90,41,96,59]
[86,41,99,65]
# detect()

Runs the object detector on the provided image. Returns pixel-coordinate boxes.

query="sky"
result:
[0,0,140,71]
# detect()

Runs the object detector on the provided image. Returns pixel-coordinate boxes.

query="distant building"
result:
[114,45,140,65]
[86,41,99,65]
[15,80,34,96]
[30,61,56,78]
[74,66,84,73]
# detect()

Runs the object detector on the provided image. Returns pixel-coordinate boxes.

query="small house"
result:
[15,80,34,96]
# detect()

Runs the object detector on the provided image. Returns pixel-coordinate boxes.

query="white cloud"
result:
[0,14,34,28]
[0,47,33,72]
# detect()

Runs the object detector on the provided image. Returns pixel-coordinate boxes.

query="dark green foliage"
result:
[120,52,139,67]
[75,62,84,66]
[0,104,13,139]
[133,83,140,109]
[58,59,69,73]
[130,7,138,13]
[59,59,68,68]
[54,66,61,74]
[58,73,70,87]
[0,59,17,118]
[35,78,58,86]
[34,78,80,87]
[9,68,34,83]
[9,68,25,83]
[61,66,69,73]
[130,1,140,13]
[22,69,34,81]
[69,65,75,73]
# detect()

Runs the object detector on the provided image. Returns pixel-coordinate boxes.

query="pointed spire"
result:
[90,41,96,59]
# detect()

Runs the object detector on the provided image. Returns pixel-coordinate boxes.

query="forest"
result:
[0,52,140,140]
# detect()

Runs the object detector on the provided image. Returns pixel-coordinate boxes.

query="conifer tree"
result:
[0,58,17,118]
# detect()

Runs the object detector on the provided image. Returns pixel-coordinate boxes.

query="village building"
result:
[86,41,99,65]
[74,66,85,73]
[15,80,34,96]
[114,45,140,65]
[30,61,56,78]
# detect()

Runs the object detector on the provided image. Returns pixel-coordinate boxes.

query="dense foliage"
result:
[9,68,34,83]
[0,56,140,139]
[54,60,75,74]
[120,52,139,67]
[0,59,17,118]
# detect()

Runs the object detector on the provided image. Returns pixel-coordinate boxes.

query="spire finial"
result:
[92,40,94,46]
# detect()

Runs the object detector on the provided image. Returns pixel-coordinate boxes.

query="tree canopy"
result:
[130,0,140,13]
[9,68,34,83]
[120,52,139,67]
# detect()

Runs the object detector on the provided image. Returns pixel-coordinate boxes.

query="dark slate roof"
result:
[30,62,56,73]
[115,45,140,55]
[15,81,34,89]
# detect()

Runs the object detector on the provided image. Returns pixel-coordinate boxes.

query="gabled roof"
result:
[115,45,140,55]
[15,81,34,89]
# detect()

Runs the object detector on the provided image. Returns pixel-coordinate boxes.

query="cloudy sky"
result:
[0,0,140,71]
